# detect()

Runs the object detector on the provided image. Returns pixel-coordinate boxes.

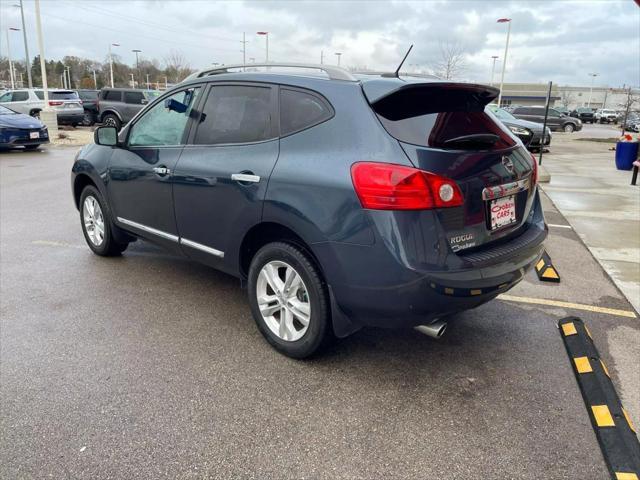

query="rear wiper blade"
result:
[443,134,500,146]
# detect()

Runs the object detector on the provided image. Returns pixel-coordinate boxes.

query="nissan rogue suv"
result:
[71,63,547,358]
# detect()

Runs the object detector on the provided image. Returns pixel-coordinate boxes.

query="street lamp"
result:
[132,49,141,88]
[6,27,21,89]
[13,1,33,88]
[496,18,512,106]
[587,72,599,107]
[490,55,499,86]
[108,43,120,88]
[256,31,269,62]
[334,52,342,66]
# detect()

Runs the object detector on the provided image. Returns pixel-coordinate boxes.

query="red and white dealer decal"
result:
[490,195,516,230]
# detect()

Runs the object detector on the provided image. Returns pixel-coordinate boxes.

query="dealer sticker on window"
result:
[490,195,516,230]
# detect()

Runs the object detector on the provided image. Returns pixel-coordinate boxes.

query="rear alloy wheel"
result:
[564,123,575,133]
[102,113,121,130]
[79,185,128,256]
[248,242,331,358]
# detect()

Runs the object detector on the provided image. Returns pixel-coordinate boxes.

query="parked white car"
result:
[594,109,619,124]
[0,89,84,125]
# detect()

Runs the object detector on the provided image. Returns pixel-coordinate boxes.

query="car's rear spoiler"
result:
[363,81,500,121]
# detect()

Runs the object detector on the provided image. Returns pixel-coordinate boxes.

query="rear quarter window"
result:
[280,88,333,136]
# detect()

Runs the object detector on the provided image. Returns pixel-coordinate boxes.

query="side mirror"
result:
[141,98,149,105]
[94,126,118,146]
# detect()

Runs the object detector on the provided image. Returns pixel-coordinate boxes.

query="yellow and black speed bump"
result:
[559,317,640,479]
[536,250,560,282]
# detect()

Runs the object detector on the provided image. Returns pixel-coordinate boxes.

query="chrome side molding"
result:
[116,217,224,258]
[231,173,260,183]
[482,178,530,201]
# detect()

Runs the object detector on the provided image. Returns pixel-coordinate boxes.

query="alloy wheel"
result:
[256,261,311,342]
[83,196,105,246]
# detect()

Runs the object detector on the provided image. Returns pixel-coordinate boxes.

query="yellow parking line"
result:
[498,294,637,319]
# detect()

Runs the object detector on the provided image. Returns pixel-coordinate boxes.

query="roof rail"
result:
[185,63,358,82]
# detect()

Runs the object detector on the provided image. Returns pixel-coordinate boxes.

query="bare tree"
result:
[559,89,575,108]
[164,50,194,83]
[430,41,468,80]
[619,88,640,134]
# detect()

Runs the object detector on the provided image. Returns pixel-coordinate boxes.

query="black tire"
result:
[102,113,121,130]
[79,185,128,256]
[81,112,95,126]
[563,123,575,133]
[247,242,331,359]
[24,145,40,151]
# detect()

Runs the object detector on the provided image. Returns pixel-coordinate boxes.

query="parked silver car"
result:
[0,89,84,125]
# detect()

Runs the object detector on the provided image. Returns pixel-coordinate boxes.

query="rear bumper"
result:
[315,190,547,332]
[57,113,84,124]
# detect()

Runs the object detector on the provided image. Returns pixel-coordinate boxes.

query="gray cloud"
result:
[0,0,637,87]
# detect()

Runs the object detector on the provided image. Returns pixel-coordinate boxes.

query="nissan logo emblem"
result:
[502,156,515,173]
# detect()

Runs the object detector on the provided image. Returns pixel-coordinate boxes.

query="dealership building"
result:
[496,83,636,110]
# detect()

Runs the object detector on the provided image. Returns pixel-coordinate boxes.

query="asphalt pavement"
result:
[1,143,637,479]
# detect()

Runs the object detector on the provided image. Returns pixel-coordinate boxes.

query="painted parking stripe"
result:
[499,294,637,318]
[558,317,640,478]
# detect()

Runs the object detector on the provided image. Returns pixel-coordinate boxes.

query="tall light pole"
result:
[257,31,269,62]
[6,27,21,89]
[34,0,57,132]
[132,49,141,88]
[320,50,324,64]
[240,32,248,68]
[92,69,97,89]
[496,18,512,106]
[13,1,33,88]
[490,55,499,85]
[65,66,71,89]
[108,43,120,88]
[587,72,599,107]
[146,73,150,89]
[334,52,342,66]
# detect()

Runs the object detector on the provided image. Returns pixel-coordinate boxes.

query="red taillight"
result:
[48,101,63,106]
[529,153,538,185]
[350,162,464,210]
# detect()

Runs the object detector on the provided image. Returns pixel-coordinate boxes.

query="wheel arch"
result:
[73,173,98,209]
[100,109,122,122]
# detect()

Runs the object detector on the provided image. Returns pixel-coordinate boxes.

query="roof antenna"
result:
[388,44,413,78]
[381,44,413,78]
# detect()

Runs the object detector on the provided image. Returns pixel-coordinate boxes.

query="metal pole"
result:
[130,73,134,88]
[109,44,114,88]
[34,0,54,134]
[242,32,246,68]
[320,50,324,64]
[266,33,269,63]
[66,67,71,89]
[587,73,598,107]
[538,81,552,166]
[6,30,15,89]
[497,20,511,106]
[146,73,149,89]
[18,1,33,88]
[490,56,498,85]
[93,70,97,89]
[164,76,168,89]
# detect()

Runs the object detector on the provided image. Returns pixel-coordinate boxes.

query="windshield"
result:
[0,105,17,115]
[577,108,592,113]
[486,106,516,121]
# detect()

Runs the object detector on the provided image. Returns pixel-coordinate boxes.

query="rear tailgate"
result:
[366,81,537,253]
[50,91,83,111]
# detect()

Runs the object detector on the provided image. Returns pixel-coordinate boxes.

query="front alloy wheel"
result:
[564,123,575,133]
[83,195,105,247]
[256,261,311,342]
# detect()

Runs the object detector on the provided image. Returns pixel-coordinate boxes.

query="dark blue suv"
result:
[71,63,546,358]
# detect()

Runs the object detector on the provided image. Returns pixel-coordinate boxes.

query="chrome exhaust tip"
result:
[415,320,448,339]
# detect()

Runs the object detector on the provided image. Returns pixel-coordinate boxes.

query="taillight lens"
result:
[351,162,464,210]
[529,152,538,186]
[48,101,63,106]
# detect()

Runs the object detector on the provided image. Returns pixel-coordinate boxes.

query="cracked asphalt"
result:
[1,146,638,479]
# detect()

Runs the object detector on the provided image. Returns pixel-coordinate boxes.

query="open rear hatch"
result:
[365,80,537,253]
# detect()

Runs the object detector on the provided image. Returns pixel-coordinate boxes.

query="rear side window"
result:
[124,91,145,104]
[280,88,333,135]
[102,90,121,101]
[193,85,273,145]
[11,91,29,101]
[35,91,44,100]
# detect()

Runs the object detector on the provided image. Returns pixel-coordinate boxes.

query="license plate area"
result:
[29,131,40,139]
[488,194,517,231]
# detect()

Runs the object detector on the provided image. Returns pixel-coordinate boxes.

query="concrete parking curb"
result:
[559,317,640,479]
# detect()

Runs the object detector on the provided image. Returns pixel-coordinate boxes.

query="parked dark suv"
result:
[512,106,582,132]
[97,88,160,130]
[570,107,595,124]
[76,89,99,126]
[71,64,546,358]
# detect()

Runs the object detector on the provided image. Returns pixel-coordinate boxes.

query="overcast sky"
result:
[1,0,638,87]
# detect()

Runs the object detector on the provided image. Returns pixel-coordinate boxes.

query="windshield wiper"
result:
[443,133,500,147]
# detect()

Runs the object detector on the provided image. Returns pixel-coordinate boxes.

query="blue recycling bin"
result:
[615,141,639,171]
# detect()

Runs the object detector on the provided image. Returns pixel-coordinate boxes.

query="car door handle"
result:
[153,166,171,176]
[231,173,260,183]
